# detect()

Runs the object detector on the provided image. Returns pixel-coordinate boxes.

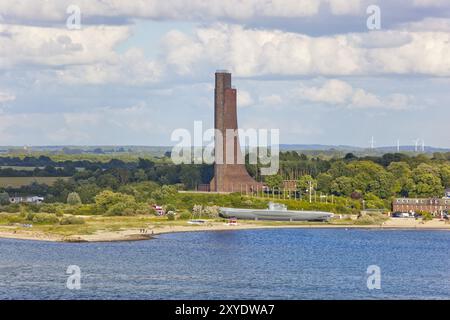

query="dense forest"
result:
[0,152,449,207]
[263,151,450,200]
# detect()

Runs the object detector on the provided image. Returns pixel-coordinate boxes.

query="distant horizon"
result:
[1,143,449,151]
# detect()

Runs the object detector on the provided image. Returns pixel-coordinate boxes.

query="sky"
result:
[0,0,449,148]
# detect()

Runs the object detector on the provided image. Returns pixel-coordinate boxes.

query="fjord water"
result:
[1,229,449,299]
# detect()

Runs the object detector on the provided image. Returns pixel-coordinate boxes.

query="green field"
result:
[0,177,69,187]
[0,166,83,171]
[0,166,41,171]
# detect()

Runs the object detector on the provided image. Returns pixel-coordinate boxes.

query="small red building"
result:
[152,205,165,216]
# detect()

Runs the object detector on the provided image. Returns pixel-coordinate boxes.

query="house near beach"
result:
[392,198,450,216]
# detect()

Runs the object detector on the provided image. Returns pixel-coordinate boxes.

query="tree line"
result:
[0,152,449,205]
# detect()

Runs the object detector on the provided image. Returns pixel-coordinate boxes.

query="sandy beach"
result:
[0,218,449,243]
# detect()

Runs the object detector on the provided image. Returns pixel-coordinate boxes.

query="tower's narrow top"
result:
[216,69,230,74]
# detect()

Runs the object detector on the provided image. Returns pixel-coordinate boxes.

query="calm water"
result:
[1,229,449,300]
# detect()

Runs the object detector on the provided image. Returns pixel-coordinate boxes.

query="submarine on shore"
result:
[219,202,334,222]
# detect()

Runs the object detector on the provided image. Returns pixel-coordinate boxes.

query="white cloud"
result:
[298,79,412,110]
[162,30,204,76]
[413,0,449,7]
[327,0,363,15]
[0,103,168,145]
[0,91,15,103]
[350,88,383,108]
[162,24,363,77]
[0,24,130,68]
[237,90,254,107]
[259,94,283,106]
[3,13,450,86]
[57,48,163,85]
[0,0,367,25]
[400,18,450,32]
[161,24,450,77]
[0,23,163,85]
[299,79,353,104]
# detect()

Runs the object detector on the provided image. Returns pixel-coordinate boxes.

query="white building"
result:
[9,196,44,204]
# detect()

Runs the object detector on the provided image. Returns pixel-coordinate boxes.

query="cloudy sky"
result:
[0,0,449,147]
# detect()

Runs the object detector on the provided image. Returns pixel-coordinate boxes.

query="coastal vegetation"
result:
[0,151,448,227]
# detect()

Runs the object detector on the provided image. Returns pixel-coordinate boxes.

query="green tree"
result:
[439,164,450,188]
[0,192,10,205]
[97,173,120,189]
[76,183,101,204]
[317,173,333,194]
[387,162,411,180]
[331,176,354,196]
[413,174,444,197]
[388,162,413,197]
[411,163,444,197]
[94,190,137,213]
[297,175,317,195]
[264,174,283,190]
[363,193,385,209]
[328,161,350,178]
[366,171,395,199]
[133,169,148,182]
[67,192,82,206]
[180,166,201,190]
[137,158,155,170]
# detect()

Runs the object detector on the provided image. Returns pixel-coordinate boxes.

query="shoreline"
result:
[1,218,449,243]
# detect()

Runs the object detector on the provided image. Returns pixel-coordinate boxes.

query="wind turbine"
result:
[413,139,420,152]
[369,136,376,149]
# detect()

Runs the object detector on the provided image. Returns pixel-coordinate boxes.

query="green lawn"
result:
[0,177,70,187]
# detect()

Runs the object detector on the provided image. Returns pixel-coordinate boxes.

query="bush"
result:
[2,213,24,224]
[27,204,41,213]
[178,211,192,220]
[135,204,155,215]
[167,211,175,220]
[63,206,78,215]
[417,211,433,221]
[8,215,23,224]
[203,206,219,218]
[95,190,137,214]
[190,204,219,218]
[39,204,58,213]
[31,213,59,224]
[60,216,85,225]
[355,213,387,225]
[148,207,158,216]
[25,212,35,221]
[76,204,100,215]
[165,204,177,212]
[67,192,82,206]
[122,208,136,216]
[0,192,10,205]
[106,202,135,216]
[2,204,20,213]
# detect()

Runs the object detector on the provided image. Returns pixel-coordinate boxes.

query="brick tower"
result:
[209,71,262,192]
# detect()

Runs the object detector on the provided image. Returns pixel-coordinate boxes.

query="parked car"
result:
[401,212,411,218]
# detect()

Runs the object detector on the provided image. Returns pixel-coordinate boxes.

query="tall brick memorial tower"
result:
[209,71,262,192]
